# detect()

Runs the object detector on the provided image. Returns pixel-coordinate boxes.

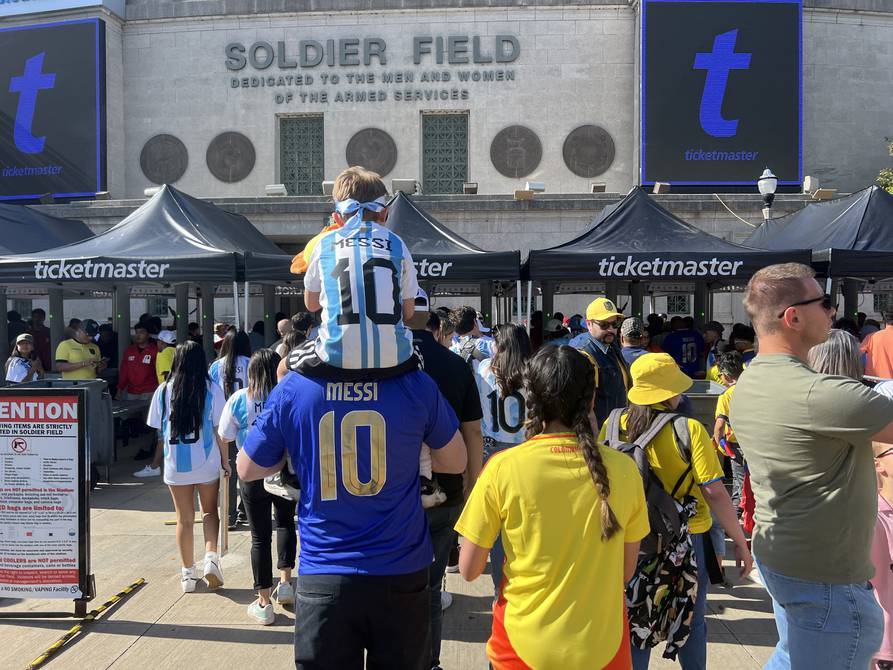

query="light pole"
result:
[758,167,778,221]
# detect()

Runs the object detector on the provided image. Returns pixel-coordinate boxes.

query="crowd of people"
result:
[10,167,893,670]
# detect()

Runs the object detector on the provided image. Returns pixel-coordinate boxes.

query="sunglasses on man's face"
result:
[777,294,836,319]
[876,446,893,460]
[593,320,620,330]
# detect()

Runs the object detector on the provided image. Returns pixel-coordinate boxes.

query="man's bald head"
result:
[277,319,293,337]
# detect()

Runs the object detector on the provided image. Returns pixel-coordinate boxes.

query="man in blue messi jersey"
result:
[237,369,467,670]
[662,315,706,377]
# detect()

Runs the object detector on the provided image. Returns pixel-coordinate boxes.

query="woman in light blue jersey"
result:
[219,349,296,626]
[474,323,532,594]
[147,341,227,594]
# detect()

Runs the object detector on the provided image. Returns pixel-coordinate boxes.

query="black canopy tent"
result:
[0,184,293,357]
[745,185,893,279]
[525,187,811,321]
[385,192,521,320]
[0,204,94,255]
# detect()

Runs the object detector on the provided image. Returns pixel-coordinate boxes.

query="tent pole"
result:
[175,284,188,344]
[0,288,8,373]
[244,281,249,333]
[200,283,215,360]
[526,281,532,332]
[49,288,65,360]
[114,286,130,368]
[263,285,276,347]
[516,281,522,325]
[232,281,240,333]
[842,278,860,319]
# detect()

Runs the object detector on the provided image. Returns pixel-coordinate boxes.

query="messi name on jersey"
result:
[325,382,379,402]
[335,236,393,251]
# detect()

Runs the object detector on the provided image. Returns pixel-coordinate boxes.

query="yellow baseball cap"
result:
[585,297,624,323]
[627,353,693,406]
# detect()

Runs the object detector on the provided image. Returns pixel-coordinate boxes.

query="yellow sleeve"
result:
[706,365,720,383]
[715,391,731,419]
[687,418,725,485]
[54,340,70,362]
[597,421,608,444]
[454,457,503,549]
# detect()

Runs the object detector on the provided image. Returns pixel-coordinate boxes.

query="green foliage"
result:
[879,142,893,195]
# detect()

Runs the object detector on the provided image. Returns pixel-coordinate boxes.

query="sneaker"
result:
[203,552,224,589]
[421,476,447,509]
[446,542,460,573]
[181,567,197,593]
[440,591,453,611]
[273,580,294,606]
[247,599,275,626]
[134,447,154,461]
[133,465,161,478]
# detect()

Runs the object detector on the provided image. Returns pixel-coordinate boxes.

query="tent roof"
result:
[527,187,810,282]
[745,186,893,277]
[0,185,293,284]
[0,204,94,255]
[385,192,520,281]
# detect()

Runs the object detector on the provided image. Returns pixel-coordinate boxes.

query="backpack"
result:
[603,407,700,659]
[603,408,693,555]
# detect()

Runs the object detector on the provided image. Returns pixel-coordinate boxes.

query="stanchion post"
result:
[175,284,188,343]
[263,284,276,347]
[49,288,64,358]
[200,283,215,360]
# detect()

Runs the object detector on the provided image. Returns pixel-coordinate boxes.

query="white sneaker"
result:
[181,567,197,593]
[203,552,224,589]
[273,580,294,605]
[134,465,161,478]
[247,599,275,625]
[441,591,453,611]
[445,564,459,574]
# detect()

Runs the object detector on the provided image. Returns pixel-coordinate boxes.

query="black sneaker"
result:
[446,541,460,574]
[134,447,154,461]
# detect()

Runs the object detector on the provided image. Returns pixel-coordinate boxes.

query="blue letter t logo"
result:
[693,30,751,138]
[9,53,56,154]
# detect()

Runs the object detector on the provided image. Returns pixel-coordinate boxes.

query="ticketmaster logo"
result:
[33,260,171,280]
[598,255,744,278]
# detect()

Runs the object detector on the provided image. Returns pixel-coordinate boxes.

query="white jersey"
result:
[5,356,37,383]
[208,355,249,396]
[147,379,226,486]
[304,220,418,369]
[476,358,527,446]
[218,388,266,450]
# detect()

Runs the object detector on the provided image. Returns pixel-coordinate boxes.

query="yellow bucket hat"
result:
[627,353,693,406]
[585,297,624,322]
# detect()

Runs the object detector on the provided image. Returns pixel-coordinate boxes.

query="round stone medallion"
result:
[490,125,542,179]
[139,134,188,185]
[345,128,398,177]
[562,125,615,178]
[206,131,256,183]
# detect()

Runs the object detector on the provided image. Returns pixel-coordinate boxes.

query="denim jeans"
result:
[756,559,884,670]
[632,533,709,670]
[426,503,462,669]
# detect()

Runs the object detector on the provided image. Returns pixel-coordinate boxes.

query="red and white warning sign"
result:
[0,395,81,598]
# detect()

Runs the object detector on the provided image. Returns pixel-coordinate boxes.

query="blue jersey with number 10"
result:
[243,369,458,576]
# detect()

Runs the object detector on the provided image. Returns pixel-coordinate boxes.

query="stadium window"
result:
[279,114,325,196]
[874,292,893,314]
[421,112,469,194]
[667,294,690,315]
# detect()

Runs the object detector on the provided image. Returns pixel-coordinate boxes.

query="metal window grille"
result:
[667,294,690,315]
[147,296,169,317]
[280,115,325,196]
[874,293,893,314]
[422,113,468,194]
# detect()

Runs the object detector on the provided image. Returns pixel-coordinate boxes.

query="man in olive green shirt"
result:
[731,263,893,670]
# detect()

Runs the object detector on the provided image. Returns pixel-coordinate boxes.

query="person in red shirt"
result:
[117,323,159,399]
[862,311,893,379]
[28,308,52,371]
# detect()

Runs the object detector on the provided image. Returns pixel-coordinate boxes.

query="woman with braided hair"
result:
[456,345,649,669]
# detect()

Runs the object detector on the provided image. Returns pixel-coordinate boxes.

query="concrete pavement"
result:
[0,436,779,669]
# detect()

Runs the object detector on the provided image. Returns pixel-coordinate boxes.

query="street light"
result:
[757,168,778,221]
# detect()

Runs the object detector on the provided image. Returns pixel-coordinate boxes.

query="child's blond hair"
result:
[332,166,388,204]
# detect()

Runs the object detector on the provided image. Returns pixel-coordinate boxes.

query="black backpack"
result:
[603,408,694,555]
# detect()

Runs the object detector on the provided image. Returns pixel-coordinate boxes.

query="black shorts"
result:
[294,568,430,670]
[286,339,422,382]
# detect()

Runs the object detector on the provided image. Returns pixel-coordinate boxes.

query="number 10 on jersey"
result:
[318,410,388,500]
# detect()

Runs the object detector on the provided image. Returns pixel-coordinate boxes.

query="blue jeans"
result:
[632,533,709,670]
[756,559,884,670]
[426,503,462,668]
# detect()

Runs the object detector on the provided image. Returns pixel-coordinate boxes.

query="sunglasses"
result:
[593,320,620,330]
[777,294,835,319]
[877,447,893,460]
